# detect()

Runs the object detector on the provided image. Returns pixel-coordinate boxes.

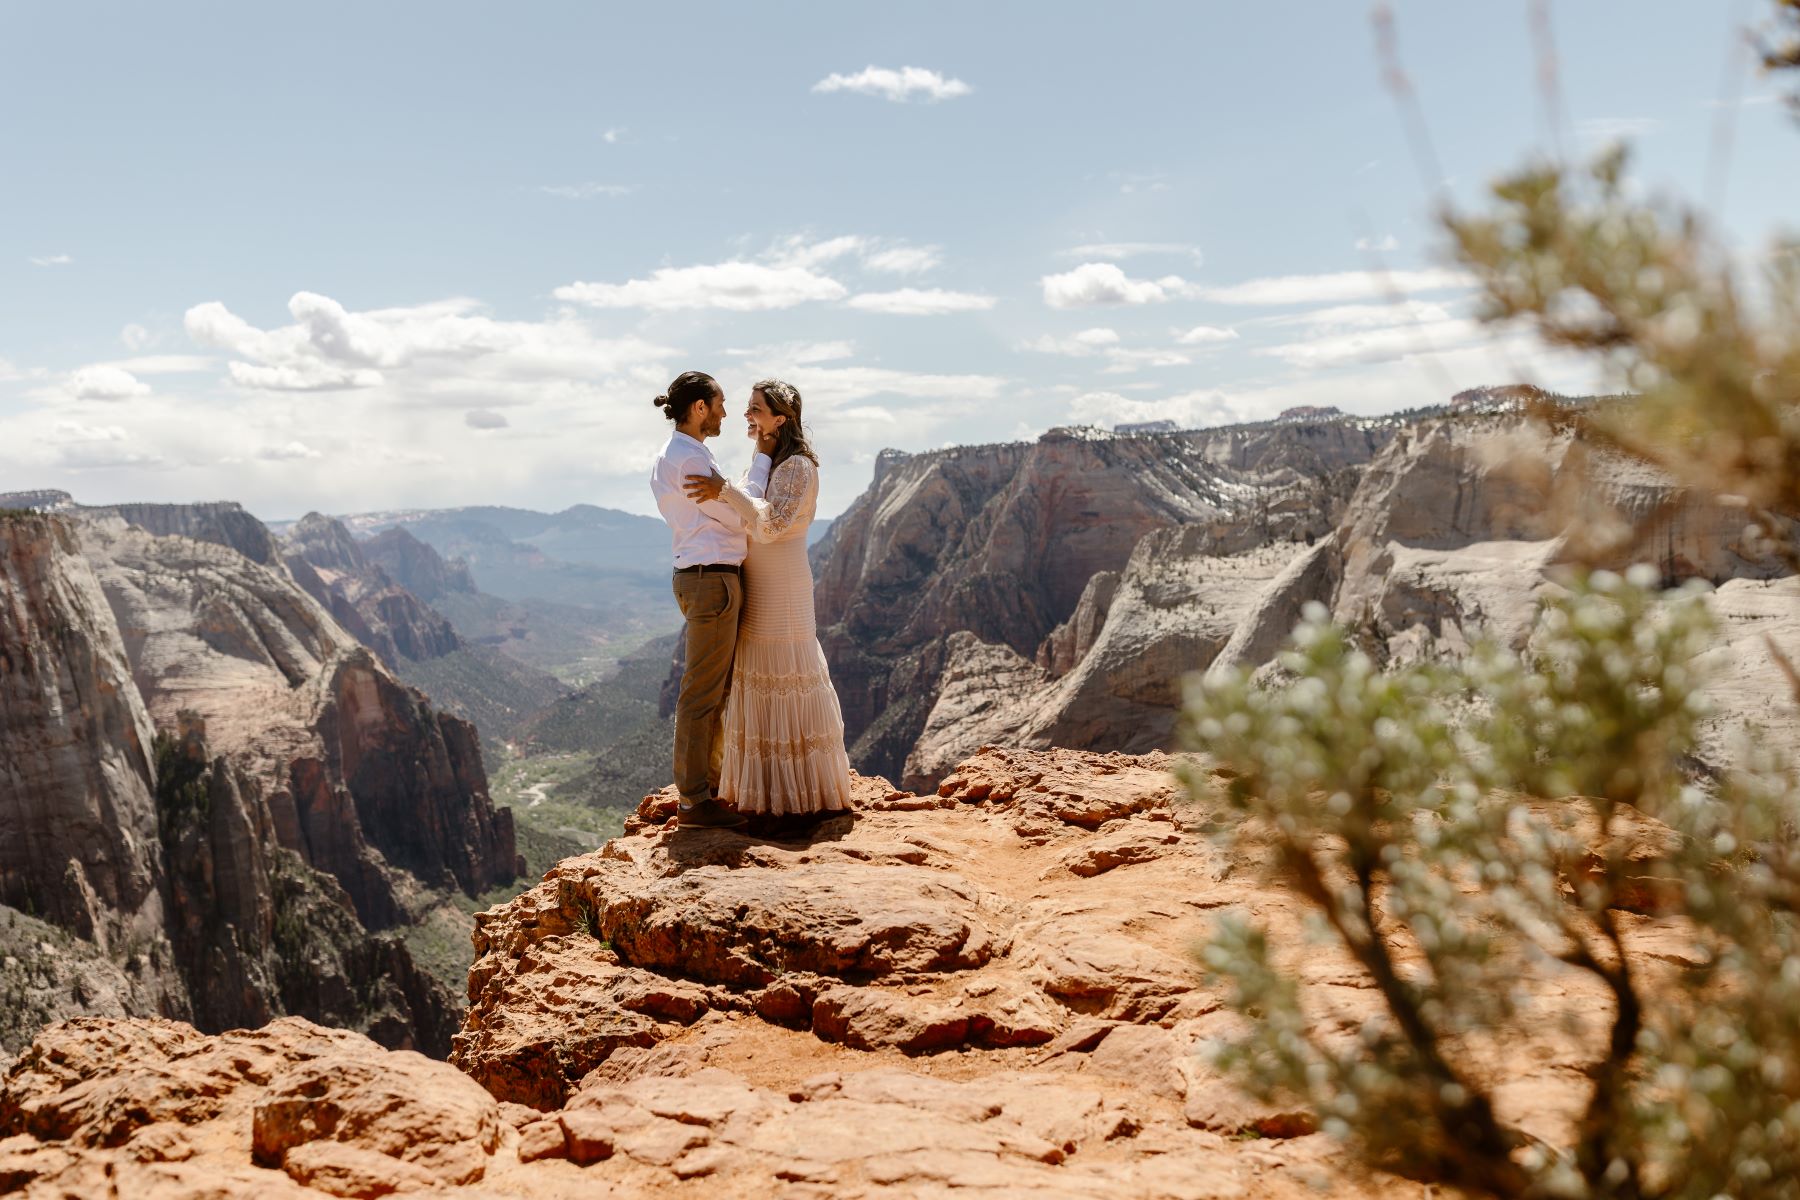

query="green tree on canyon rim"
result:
[1183,3,1800,1197]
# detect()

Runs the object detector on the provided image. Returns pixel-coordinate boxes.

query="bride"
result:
[682,379,853,824]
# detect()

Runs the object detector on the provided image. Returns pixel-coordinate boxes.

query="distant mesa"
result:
[1449,383,1555,413]
[1274,405,1345,423]
[1114,419,1179,434]
[0,488,75,512]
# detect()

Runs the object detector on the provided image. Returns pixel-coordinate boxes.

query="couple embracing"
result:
[648,370,853,831]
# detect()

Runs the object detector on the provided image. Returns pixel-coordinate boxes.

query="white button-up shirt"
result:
[649,431,772,568]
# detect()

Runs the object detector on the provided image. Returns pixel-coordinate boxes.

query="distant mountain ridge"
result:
[803,403,1800,791]
[277,513,568,761]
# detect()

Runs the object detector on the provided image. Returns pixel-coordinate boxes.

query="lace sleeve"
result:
[721,455,814,543]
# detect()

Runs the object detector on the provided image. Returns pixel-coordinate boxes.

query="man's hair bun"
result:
[655,371,718,424]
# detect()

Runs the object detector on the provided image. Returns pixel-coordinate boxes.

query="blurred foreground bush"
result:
[1184,11,1800,1197]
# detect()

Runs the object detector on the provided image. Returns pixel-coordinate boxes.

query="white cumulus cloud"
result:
[188,292,674,398]
[1041,263,1199,308]
[67,365,151,401]
[812,65,971,103]
[846,288,996,315]
[556,262,848,312]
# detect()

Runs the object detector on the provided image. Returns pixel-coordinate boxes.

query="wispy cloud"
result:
[1575,116,1661,142]
[1041,262,1199,308]
[1354,234,1399,253]
[1068,388,1244,430]
[556,261,847,311]
[465,409,508,430]
[1022,328,1122,356]
[778,363,1005,404]
[812,65,971,103]
[1063,242,1203,265]
[767,234,869,270]
[1110,170,1170,195]
[847,288,995,315]
[537,182,633,199]
[257,440,323,461]
[767,234,944,277]
[1251,298,1487,370]
[1023,326,1199,373]
[602,126,628,144]
[863,245,942,274]
[28,254,72,267]
[1197,268,1472,306]
[1703,92,1779,109]
[97,354,215,375]
[49,420,163,469]
[726,340,856,365]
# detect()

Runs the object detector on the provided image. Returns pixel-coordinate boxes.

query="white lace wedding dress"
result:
[718,454,853,815]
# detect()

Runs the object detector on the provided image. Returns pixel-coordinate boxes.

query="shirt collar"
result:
[671,430,710,454]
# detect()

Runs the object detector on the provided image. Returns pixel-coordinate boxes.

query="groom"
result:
[649,372,770,829]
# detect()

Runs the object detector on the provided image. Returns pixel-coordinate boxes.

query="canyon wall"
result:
[0,506,525,1057]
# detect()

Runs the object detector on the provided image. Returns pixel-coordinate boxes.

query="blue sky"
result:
[1,1,1792,520]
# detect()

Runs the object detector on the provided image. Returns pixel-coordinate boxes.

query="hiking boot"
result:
[677,799,747,830]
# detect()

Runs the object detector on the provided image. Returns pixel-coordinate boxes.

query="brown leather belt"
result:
[673,563,742,576]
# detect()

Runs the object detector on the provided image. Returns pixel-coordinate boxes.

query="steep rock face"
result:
[313,652,521,899]
[283,513,367,576]
[72,511,519,918]
[1036,570,1119,676]
[879,415,1800,788]
[281,515,564,760]
[93,500,282,566]
[156,713,460,1054]
[281,514,461,670]
[1331,418,1795,653]
[902,534,1325,789]
[0,906,170,1062]
[0,515,175,962]
[362,525,478,601]
[815,421,1396,782]
[1,508,514,1056]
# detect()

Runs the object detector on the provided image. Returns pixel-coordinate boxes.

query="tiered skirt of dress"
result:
[718,501,852,815]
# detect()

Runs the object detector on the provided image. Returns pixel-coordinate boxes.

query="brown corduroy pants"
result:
[671,569,743,805]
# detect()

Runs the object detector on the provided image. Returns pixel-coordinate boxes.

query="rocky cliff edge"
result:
[0,746,1689,1199]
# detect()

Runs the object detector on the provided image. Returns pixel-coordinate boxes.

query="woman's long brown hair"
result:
[753,379,818,474]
